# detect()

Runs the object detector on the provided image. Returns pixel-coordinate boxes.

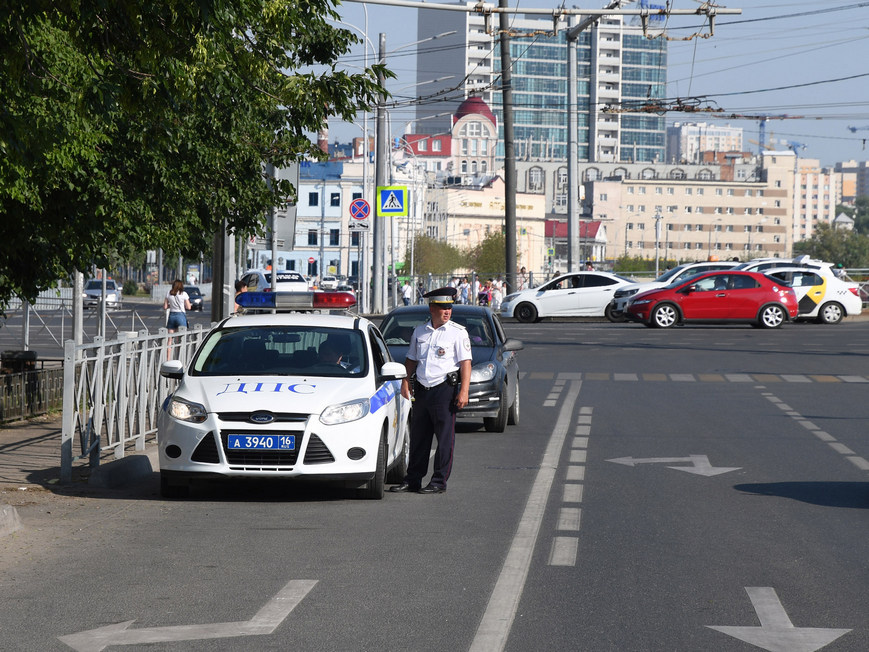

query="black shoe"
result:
[389,482,419,493]
[418,484,446,494]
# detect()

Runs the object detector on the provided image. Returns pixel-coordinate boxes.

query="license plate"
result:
[227,434,295,450]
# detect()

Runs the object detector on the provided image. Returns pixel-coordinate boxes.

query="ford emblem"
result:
[249,412,275,424]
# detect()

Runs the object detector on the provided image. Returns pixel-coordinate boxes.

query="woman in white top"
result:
[163,279,192,333]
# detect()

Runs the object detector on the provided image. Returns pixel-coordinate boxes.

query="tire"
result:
[160,472,189,499]
[514,302,538,323]
[817,302,844,325]
[651,303,679,328]
[484,385,509,433]
[605,302,626,323]
[507,380,520,426]
[359,434,386,500]
[386,429,409,483]
[758,304,786,328]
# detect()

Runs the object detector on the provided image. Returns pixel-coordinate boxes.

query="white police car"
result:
[157,291,410,499]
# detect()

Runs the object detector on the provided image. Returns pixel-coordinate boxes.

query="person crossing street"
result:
[390,287,472,494]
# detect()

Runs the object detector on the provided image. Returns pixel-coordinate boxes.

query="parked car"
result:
[501,271,634,323]
[734,255,834,275]
[379,304,522,433]
[184,285,204,311]
[606,260,740,322]
[158,290,410,499]
[765,267,862,324]
[625,271,798,328]
[82,278,122,309]
[239,269,308,293]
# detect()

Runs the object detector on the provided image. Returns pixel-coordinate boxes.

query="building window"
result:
[528,167,545,193]
[418,140,427,152]
[351,232,360,246]
[307,230,318,245]
[433,140,442,152]
[352,192,362,200]
[330,192,340,207]
[329,229,339,246]
[308,192,319,207]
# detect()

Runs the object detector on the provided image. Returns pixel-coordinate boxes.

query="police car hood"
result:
[180,375,375,414]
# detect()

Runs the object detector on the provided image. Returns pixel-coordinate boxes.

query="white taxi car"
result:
[765,267,862,324]
[157,291,410,499]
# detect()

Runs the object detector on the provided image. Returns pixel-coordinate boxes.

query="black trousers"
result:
[405,381,457,489]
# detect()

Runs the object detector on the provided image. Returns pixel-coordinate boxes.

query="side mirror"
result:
[502,338,524,352]
[380,361,407,381]
[160,360,184,380]
[682,285,697,294]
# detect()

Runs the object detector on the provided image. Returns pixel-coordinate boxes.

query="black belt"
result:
[414,381,444,392]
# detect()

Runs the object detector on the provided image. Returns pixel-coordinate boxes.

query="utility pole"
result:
[566,0,624,274]
[498,0,517,294]
[373,33,388,314]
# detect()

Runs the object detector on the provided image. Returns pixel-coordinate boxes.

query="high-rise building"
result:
[666,122,744,164]
[415,6,667,164]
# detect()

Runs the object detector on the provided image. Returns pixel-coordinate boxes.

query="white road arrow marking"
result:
[708,587,851,652]
[58,579,317,652]
[606,454,740,476]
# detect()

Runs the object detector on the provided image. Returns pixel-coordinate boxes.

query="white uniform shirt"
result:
[407,319,472,387]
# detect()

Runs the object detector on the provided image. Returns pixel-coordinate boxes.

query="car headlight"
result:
[470,362,497,382]
[631,299,652,306]
[320,398,370,425]
[167,397,208,423]
[614,288,639,299]
[503,293,518,302]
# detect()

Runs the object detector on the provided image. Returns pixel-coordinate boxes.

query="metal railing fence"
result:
[60,326,208,482]
[0,368,65,422]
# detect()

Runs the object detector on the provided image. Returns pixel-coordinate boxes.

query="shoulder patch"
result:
[448,321,467,331]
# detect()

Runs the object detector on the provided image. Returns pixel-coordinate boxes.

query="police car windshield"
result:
[191,326,366,377]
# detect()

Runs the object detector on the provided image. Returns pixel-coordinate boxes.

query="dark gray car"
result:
[380,304,522,433]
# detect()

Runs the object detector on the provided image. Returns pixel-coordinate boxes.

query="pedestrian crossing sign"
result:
[376,186,408,217]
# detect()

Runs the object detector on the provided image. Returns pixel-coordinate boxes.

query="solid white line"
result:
[469,381,581,652]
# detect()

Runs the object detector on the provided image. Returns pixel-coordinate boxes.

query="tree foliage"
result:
[466,231,506,277]
[404,235,464,276]
[793,223,869,267]
[836,196,869,235]
[1,1,390,306]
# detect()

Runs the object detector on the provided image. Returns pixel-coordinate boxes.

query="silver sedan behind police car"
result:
[158,291,410,499]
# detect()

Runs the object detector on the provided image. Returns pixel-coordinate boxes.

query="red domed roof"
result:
[454,96,497,127]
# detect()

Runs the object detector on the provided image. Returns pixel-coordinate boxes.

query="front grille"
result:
[191,432,220,463]
[303,434,335,464]
[218,412,308,424]
[220,431,302,467]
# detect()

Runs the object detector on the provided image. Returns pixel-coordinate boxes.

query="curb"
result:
[0,504,22,538]
[87,448,159,489]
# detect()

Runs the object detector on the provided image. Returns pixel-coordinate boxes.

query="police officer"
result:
[390,287,472,494]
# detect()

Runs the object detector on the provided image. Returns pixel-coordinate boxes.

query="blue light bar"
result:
[236,291,356,311]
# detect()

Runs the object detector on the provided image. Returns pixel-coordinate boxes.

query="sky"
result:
[329,0,869,168]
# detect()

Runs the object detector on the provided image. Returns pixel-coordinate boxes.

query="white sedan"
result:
[157,291,410,499]
[501,271,634,322]
[765,267,863,324]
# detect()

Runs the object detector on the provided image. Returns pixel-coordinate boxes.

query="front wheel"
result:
[817,302,844,325]
[514,302,538,323]
[507,381,520,426]
[484,385,509,432]
[359,435,386,500]
[651,303,679,328]
[758,304,786,328]
[605,302,626,323]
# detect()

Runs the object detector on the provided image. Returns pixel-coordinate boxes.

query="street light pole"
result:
[373,32,388,314]
[654,211,662,276]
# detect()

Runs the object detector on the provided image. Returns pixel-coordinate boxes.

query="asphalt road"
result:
[1,318,868,651]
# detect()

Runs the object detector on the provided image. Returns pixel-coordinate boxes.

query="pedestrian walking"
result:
[390,287,472,494]
[164,279,191,332]
[458,277,470,305]
[401,280,413,306]
[416,282,425,304]
[491,276,503,310]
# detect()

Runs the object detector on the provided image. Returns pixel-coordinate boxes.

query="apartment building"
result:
[666,122,744,165]
[415,5,667,163]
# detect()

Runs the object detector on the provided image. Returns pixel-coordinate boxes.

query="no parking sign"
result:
[349,198,370,231]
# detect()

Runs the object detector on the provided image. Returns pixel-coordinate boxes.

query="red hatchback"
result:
[625,271,799,328]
